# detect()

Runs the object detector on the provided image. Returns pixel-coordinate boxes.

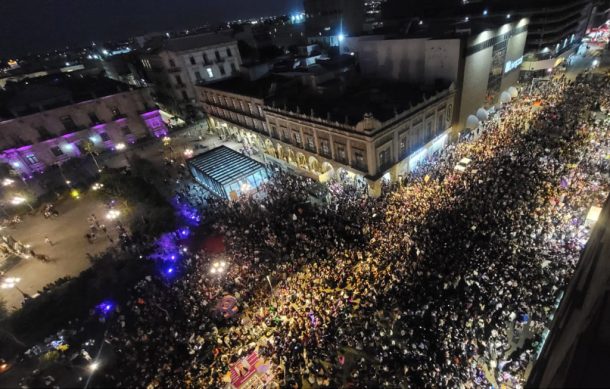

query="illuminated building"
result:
[198,56,456,196]
[0,75,167,177]
[140,33,242,118]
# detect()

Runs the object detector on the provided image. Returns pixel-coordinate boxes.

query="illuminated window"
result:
[26,154,39,165]
[206,68,214,78]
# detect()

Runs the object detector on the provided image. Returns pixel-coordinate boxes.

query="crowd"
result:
[8,70,610,389]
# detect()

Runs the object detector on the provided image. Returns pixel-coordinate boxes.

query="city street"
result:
[0,121,249,311]
[1,195,114,310]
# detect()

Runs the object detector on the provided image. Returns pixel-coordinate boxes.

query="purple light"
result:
[96,300,115,316]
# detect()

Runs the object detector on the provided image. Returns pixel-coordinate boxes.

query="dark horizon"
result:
[0,0,301,58]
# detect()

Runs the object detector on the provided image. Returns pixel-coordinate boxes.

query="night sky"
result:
[0,0,301,57]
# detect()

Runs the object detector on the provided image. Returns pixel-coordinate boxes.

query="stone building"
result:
[0,75,167,177]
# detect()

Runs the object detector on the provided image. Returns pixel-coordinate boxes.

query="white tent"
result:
[476,107,489,121]
[500,91,512,103]
[508,86,519,98]
[466,115,480,129]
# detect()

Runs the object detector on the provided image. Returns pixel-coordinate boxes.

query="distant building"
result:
[0,75,167,177]
[101,52,148,88]
[197,58,456,196]
[140,33,242,118]
[381,0,601,76]
[343,17,529,131]
[304,0,365,40]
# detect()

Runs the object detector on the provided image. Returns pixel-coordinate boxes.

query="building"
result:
[343,17,529,130]
[0,75,167,177]
[198,66,456,196]
[101,52,148,88]
[187,146,268,200]
[140,33,242,118]
[381,0,601,76]
[527,195,610,388]
[304,0,366,40]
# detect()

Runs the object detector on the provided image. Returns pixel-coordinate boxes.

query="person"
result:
[44,236,54,246]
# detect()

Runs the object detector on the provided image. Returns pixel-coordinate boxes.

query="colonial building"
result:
[140,33,242,118]
[198,73,456,196]
[0,75,167,177]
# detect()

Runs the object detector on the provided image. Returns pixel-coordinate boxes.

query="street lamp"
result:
[106,209,120,220]
[2,178,14,187]
[210,260,227,275]
[115,143,126,151]
[10,195,33,211]
[183,148,193,158]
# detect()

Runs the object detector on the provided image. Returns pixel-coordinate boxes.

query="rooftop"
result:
[267,78,450,126]
[187,146,266,186]
[145,33,236,54]
[199,74,297,100]
[0,75,133,120]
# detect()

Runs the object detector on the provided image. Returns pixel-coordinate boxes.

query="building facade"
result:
[0,80,167,178]
[140,33,242,118]
[343,18,529,131]
[199,79,456,196]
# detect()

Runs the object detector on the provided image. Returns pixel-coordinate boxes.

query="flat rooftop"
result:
[199,74,296,100]
[0,75,132,120]
[268,78,450,125]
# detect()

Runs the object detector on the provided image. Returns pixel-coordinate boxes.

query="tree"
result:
[82,140,101,171]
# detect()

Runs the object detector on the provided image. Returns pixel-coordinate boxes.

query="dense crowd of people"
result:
[8,69,610,389]
[88,70,610,389]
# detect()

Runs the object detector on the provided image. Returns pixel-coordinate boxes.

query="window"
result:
[88,112,100,123]
[189,56,196,65]
[379,149,391,167]
[175,75,183,85]
[306,136,315,150]
[99,132,110,142]
[181,90,189,100]
[230,62,237,73]
[215,51,221,61]
[121,127,131,135]
[337,145,346,160]
[60,115,77,131]
[293,132,302,145]
[226,48,232,57]
[203,53,210,64]
[26,154,39,165]
[219,65,226,76]
[111,107,122,118]
[50,146,64,157]
[195,71,202,81]
[399,137,407,153]
[355,150,365,165]
[206,68,214,78]
[321,139,330,155]
[169,59,176,68]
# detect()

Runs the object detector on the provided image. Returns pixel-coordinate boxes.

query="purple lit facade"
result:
[0,86,168,177]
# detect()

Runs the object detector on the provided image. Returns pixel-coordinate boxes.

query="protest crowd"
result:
[11,70,610,389]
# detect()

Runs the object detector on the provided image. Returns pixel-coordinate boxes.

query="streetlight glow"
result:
[89,362,100,372]
[2,178,14,186]
[115,143,126,151]
[106,209,121,220]
[10,196,26,206]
